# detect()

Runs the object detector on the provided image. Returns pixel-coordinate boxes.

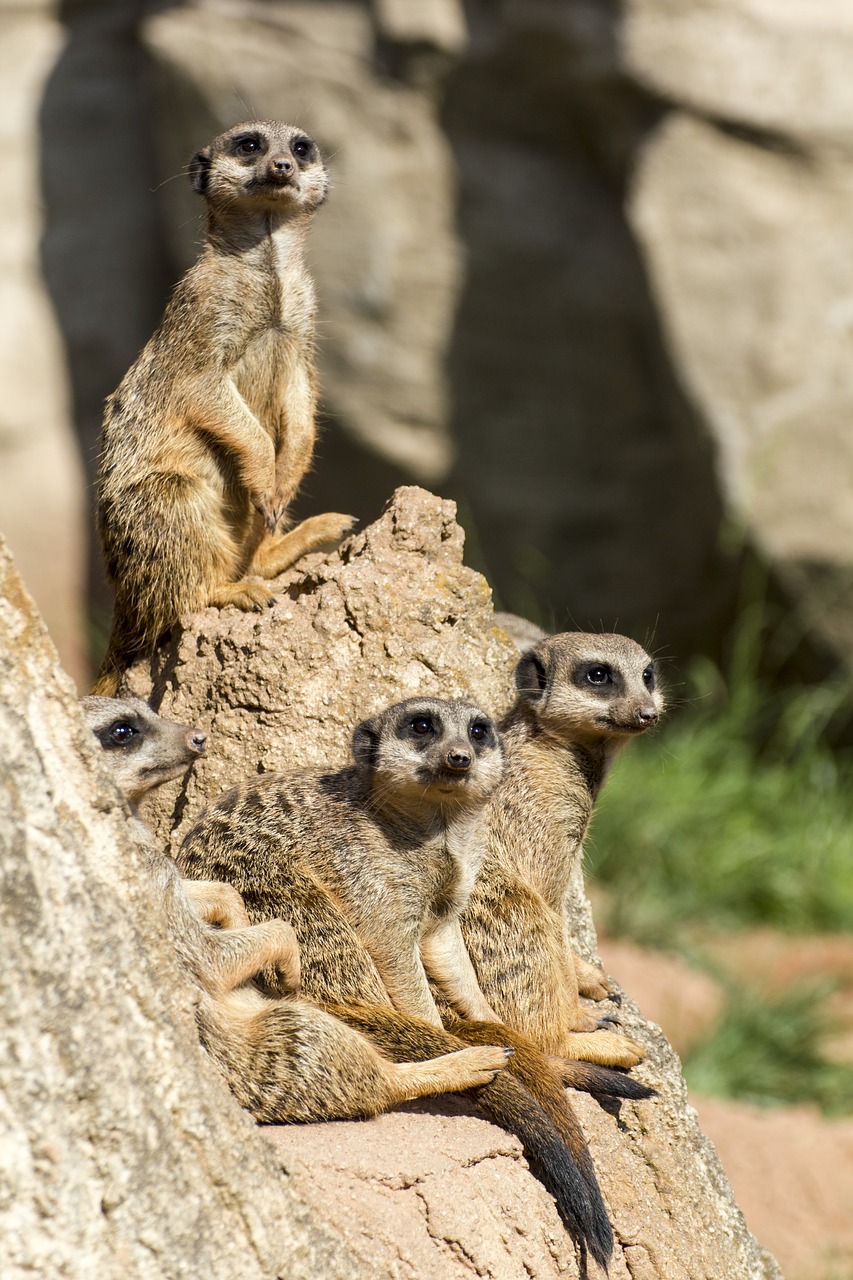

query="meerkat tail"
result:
[322,1001,613,1270]
[559,1059,657,1100]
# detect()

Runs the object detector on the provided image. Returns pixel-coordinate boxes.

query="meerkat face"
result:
[80,696,207,808]
[352,698,505,812]
[189,120,328,215]
[514,633,664,744]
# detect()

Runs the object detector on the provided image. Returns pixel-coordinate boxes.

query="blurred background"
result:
[2,1,853,1275]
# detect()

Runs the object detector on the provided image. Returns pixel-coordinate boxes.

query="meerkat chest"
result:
[421,821,483,925]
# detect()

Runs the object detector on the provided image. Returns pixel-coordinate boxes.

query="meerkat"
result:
[179,696,655,1270]
[93,119,354,695]
[493,610,549,653]
[457,632,664,1067]
[80,696,511,1123]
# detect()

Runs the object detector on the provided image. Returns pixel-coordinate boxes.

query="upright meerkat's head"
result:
[80,696,207,812]
[352,697,505,813]
[513,632,664,746]
[188,119,328,215]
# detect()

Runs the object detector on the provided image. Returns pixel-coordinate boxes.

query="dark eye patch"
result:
[411,716,434,736]
[642,665,656,690]
[97,720,141,750]
[291,136,315,161]
[468,719,493,745]
[575,662,615,689]
[232,133,264,157]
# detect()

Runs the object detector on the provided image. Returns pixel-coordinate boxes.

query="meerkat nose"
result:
[271,156,293,175]
[187,730,207,755]
[636,707,658,726]
[446,748,472,771]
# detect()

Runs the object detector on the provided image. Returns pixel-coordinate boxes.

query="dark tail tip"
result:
[478,1074,613,1270]
[564,1061,657,1101]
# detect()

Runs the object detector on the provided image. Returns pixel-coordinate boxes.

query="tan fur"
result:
[179,698,506,1026]
[94,120,354,695]
[80,696,510,1123]
[460,631,665,1066]
[177,696,657,1269]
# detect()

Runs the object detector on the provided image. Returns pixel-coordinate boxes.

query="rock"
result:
[0,537,362,1279]
[125,486,782,1279]
[0,5,88,685]
[131,486,519,852]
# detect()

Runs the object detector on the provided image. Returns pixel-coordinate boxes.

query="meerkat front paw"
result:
[574,954,616,1001]
[251,489,288,534]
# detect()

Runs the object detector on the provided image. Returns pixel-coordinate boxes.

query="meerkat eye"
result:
[234,135,262,156]
[469,721,490,742]
[292,137,314,160]
[643,666,656,690]
[108,722,137,745]
[585,665,612,686]
[411,716,434,736]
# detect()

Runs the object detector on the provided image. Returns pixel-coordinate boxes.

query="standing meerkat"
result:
[179,696,655,1270]
[80,696,511,1123]
[94,119,354,695]
[458,632,664,1066]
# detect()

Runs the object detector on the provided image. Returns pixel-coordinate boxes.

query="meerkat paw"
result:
[251,489,288,534]
[250,513,357,578]
[574,955,616,1001]
[457,1044,515,1081]
[400,1045,513,1095]
[184,880,251,930]
[561,1030,646,1068]
[208,579,275,611]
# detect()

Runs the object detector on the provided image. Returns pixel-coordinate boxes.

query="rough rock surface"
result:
[125,487,781,1280]
[0,538,362,1279]
[0,4,87,683]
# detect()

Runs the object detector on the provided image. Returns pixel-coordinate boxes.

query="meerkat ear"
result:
[352,720,380,771]
[515,650,550,704]
[188,147,212,195]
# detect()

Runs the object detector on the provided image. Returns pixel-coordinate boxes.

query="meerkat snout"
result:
[445,747,472,771]
[187,729,208,755]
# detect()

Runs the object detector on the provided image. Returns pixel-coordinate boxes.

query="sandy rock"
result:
[127,487,781,1280]
[598,938,725,1057]
[623,0,853,141]
[0,537,362,1279]
[0,6,87,685]
[132,486,519,851]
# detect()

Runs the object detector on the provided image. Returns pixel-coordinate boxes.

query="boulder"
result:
[0,536,362,1279]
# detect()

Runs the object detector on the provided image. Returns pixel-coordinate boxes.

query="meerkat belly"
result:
[231,328,299,436]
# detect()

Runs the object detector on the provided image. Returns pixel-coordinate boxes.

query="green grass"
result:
[683,980,853,1116]
[586,621,853,945]
[585,604,853,1112]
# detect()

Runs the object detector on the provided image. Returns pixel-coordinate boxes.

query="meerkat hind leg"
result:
[207,579,275,610]
[388,1045,513,1101]
[561,1030,645,1069]
[249,512,355,578]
